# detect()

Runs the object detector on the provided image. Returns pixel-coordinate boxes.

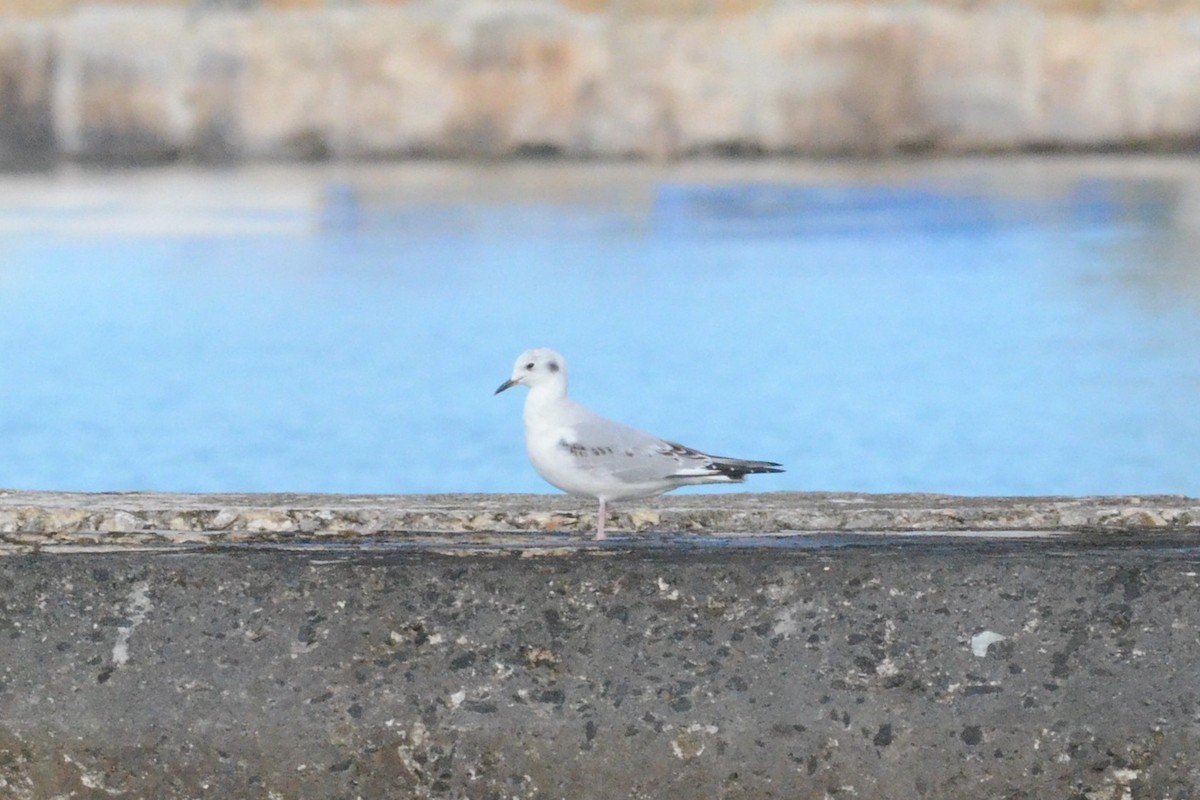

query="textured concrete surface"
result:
[1,492,1199,798]
[1,491,1198,549]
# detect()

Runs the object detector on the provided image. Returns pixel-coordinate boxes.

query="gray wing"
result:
[564,411,783,487]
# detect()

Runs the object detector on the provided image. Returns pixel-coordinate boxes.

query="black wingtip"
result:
[714,460,785,480]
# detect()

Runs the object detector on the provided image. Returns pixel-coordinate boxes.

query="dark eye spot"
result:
[547,361,559,373]
[525,362,535,370]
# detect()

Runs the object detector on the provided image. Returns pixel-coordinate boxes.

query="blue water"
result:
[1,165,1197,496]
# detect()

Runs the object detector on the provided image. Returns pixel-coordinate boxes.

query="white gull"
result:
[495,347,784,540]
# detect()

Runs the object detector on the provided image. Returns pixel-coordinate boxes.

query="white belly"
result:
[525,428,601,498]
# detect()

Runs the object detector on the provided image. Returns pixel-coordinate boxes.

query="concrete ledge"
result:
[0,491,1197,550]
[2,492,1199,798]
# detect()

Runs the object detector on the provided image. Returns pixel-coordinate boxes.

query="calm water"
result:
[0,159,1197,496]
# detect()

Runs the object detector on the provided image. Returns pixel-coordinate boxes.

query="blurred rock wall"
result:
[1,0,1200,165]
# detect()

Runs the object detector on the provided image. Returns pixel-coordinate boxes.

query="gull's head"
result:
[495,347,567,395]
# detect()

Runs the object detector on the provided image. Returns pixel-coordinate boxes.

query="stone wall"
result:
[1,0,1200,165]
[1,492,1200,798]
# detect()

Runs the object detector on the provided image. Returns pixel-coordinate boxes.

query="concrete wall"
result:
[2,492,1200,798]
[2,0,1200,166]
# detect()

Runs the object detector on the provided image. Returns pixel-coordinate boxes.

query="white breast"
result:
[523,411,592,497]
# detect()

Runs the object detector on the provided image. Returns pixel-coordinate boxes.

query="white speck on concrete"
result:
[63,753,124,795]
[449,690,465,708]
[210,509,239,529]
[970,630,1007,657]
[670,723,718,760]
[98,510,140,533]
[764,581,795,602]
[772,608,798,637]
[670,739,701,759]
[112,581,152,668]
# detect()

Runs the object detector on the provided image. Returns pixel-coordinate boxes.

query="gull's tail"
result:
[707,455,785,481]
[660,440,784,483]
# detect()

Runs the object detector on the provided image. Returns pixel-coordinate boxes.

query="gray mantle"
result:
[1,491,1199,798]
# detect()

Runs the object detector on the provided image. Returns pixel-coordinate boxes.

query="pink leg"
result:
[595,499,607,541]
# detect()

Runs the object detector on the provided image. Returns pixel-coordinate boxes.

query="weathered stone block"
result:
[0,0,73,15]
[55,8,189,163]
[235,13,334,158]
[588,18,679,157]
[317,5,611,157]
[914,9,1041,149]
[1038,15,1200,145]
[326,11,453,156]
[437,3,607,156]
[627,15,771,155]
[758,6,932,154]
[0,22,55,168]
[185,14,246,161]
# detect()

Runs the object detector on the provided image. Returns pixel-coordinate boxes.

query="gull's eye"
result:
[525,362,535,370]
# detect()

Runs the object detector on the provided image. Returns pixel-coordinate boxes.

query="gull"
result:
[495,347,784,540]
